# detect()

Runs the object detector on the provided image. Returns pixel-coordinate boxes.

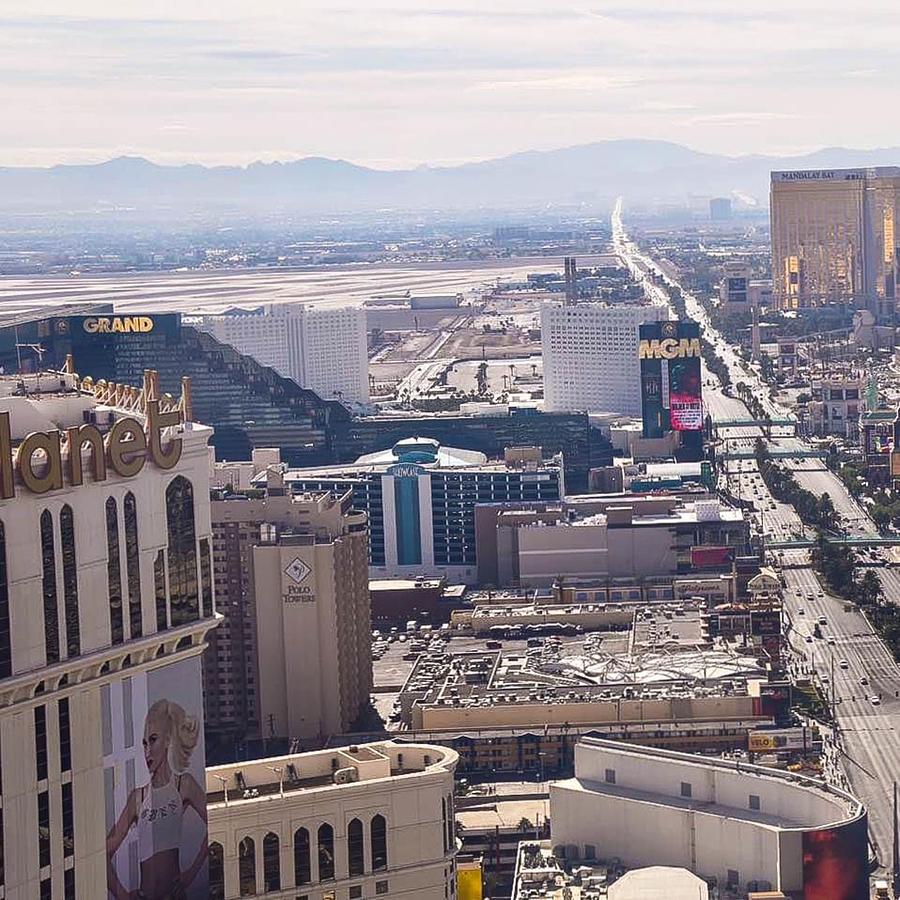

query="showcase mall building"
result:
[0,366,217,899]
[551,738,868,900]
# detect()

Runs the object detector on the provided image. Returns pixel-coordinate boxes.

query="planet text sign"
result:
[0,400,182,499]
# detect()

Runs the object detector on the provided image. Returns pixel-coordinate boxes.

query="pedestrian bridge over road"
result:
[721,448,827,460]
[714,418,797,428]
[767,536,900,549]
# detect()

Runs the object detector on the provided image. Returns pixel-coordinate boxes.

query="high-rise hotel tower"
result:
[771,167,900,321]
[0,365,217,899]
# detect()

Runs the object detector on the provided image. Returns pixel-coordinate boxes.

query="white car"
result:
[870,696,881,706]
[839,659,849,670]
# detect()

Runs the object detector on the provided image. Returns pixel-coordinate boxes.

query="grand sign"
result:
[82,316,155,334]
[638,337,701,360]
[0,400,182,499]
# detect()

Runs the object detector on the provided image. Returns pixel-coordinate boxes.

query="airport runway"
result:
[0,255,610,316]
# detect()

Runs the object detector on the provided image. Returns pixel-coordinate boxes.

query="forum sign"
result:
[0,400,182,499]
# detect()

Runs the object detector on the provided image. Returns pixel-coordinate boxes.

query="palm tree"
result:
[859,570,882,607]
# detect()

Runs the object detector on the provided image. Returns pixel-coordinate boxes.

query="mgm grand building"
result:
[0,311,611,489]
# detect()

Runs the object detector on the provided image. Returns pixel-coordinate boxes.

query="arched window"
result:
[446,794,455,851]
[209,841,225,900]
[238,835,256,896]
[263,831,281,892]
[40,510,59,664]
[347,818,364,877]
[165,476,199,627]
[294,827,311,885]
[59,505,81,657]
[154,549,167,631]
[123,492,143,638]
[106,498,124,644]
[318,823,335,881]
[0,520,11,679]
[371,814,387,871]
[199,537,214,618]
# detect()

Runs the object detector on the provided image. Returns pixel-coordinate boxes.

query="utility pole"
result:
[830,649,836,726]
[893,780,898,896]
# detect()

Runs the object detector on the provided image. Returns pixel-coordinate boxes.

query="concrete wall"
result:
[517,522,609,586]
[607,525,676,578]
[549,740,862,895]
[415,694,755,731]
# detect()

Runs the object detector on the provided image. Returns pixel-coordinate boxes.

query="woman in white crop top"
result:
[106,699,208,900]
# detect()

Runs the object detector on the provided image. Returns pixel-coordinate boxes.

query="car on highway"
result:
[798,608,805,615]
[871,696,882,706]
[827,637,836,645]
[839,659,849,669]
[860,676,869,686]
[817,616,827,626]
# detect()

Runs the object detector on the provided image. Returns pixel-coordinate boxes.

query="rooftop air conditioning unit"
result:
[333,766,359,785]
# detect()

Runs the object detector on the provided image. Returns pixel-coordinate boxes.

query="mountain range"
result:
[1,141,898,217]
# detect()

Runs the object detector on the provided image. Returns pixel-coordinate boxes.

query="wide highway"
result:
[615,201,900,876]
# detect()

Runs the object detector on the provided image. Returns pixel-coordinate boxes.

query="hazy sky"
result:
[2,0,898,168]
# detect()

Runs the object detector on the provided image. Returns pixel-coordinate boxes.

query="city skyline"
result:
[2,0,899,168]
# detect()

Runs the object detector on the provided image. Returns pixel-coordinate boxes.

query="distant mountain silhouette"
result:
[1,141,898,216]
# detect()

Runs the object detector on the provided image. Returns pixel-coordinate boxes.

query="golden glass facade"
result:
[770,168,900,320]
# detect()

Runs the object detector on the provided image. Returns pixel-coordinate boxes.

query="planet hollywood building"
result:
[0,366,217,899]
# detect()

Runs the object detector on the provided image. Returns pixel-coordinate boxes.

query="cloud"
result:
[0,1,899,166]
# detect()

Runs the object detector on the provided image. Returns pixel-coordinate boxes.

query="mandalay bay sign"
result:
[0,400,183,498]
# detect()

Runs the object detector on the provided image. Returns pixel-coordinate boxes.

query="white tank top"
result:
[137,774,184,862]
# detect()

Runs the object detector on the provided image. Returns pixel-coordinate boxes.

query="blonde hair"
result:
[147,699,200,772]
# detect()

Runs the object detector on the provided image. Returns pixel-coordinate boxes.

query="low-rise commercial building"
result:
[207,741,458,900]
[398,605,772,735]
[808,376,864,439]
[550,738,867,899]
[512,847,709,900]
[477,496,747,587]
[369,577,467,627]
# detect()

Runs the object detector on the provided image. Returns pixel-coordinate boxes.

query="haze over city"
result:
[2,0,899,168]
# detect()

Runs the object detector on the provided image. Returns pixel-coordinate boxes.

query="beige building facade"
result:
[0,369,218,899]
[206,477,372,746]
[551,738,867,897]
[207,741,458,900]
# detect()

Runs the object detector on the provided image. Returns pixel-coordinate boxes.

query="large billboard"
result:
[802,815,868,900]
[104,656,208,899]
[748,727,809,753]
[691,546,735,569]
[639,320,703,437]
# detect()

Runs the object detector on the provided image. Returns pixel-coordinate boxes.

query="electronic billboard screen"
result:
[639,320,703,437]
[802,815,868,900]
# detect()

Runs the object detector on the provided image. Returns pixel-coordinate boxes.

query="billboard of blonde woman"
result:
[103,656,208,900]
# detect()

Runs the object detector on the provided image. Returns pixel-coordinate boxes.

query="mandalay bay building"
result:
[771,167,900,322]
